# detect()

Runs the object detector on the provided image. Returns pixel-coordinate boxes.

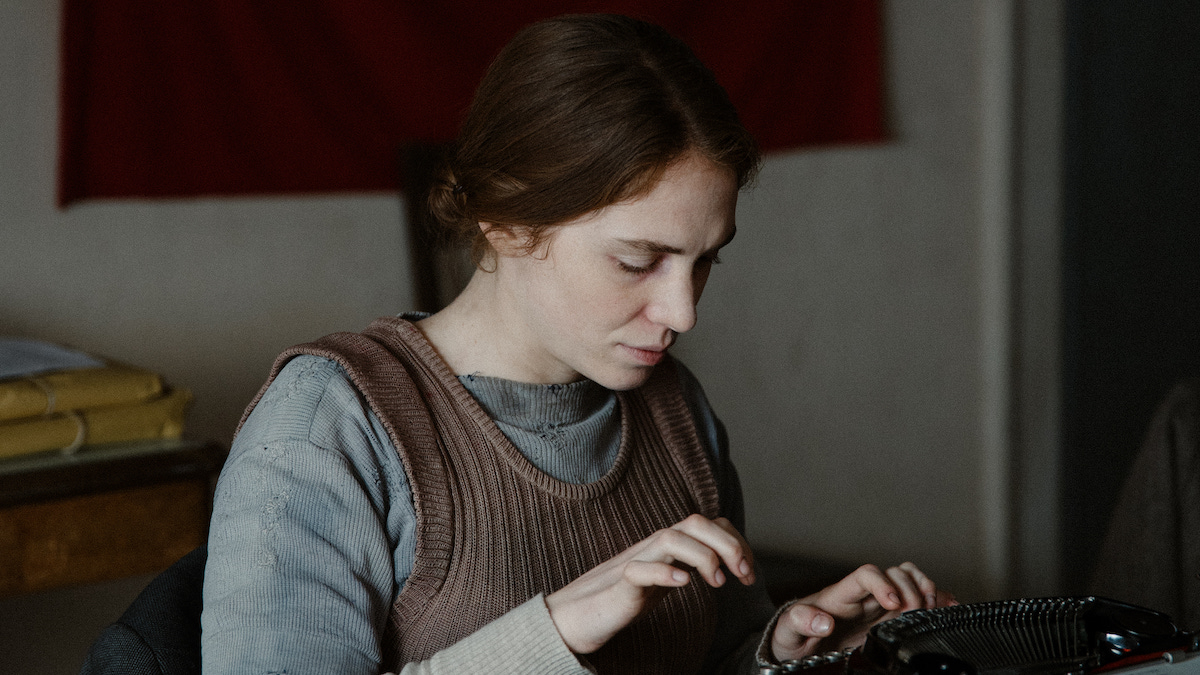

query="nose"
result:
[645,270,699,334]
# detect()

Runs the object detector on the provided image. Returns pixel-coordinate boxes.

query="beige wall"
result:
[0,1,1062,672]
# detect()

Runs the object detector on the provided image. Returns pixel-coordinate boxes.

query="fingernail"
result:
[739,559,751,576]
[714,569,726,586]
[673,570,688,583]
[926,593,936,608]
[813,615,832,635]
[889,592,900,606]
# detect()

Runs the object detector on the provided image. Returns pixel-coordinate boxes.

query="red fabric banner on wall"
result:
[58,0,883,206]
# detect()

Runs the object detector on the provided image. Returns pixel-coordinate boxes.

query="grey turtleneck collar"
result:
[458,373,621,485]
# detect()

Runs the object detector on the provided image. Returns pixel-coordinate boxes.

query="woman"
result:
[201,14,951,674]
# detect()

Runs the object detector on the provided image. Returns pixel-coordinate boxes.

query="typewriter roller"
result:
[762,597,1200,675]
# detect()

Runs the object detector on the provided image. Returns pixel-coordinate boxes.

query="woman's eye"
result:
[617,257,659,275]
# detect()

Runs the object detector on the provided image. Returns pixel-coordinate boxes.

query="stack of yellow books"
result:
[0,338,192,459]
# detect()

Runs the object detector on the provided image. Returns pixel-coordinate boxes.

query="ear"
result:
[479,222,534,257]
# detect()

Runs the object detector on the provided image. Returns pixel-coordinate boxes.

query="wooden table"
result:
[0,439,226,596]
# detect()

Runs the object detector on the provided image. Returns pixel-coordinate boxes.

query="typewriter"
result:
[761,597,1200,675]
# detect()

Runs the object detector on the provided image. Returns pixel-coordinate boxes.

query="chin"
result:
[591,366,656,392]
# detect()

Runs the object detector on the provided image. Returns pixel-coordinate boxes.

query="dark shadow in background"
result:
[401,143,476,315]
[1062,0,1200,593]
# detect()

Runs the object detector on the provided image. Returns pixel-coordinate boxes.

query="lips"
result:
[622,344,666,366]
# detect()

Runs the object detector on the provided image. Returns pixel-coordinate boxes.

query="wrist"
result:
[544,589,594,655]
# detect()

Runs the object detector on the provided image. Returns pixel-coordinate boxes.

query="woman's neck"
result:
[417,268,576,385]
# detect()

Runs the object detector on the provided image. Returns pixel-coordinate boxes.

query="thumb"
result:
[773,602,835,659]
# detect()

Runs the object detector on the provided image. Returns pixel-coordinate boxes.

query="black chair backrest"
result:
[79,545,206,675]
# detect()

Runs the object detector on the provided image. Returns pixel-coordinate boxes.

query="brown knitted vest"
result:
[242,317,720,673]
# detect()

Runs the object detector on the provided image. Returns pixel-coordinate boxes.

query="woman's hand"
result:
[544,514,755,654]
[771,562,956,662]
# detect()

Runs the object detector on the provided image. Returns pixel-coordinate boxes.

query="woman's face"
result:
[491,152,738,390]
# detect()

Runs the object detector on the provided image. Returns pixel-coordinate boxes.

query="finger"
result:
[671,514,755,584]
[782,602,834,639]
[848,563,903,612]
[708,517,757,575]
[772,602,835,661]
[642,527,729,587]
[885,565,924,610]
[935,589,958,607]
[897,561,938,608]
[623,560,692,589]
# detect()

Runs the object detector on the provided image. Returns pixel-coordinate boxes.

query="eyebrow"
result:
[617,225,737,257]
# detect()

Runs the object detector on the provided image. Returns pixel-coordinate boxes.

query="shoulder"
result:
[235,354,392,457]
[670,358,707,408]
[665,357,728,466]
[205,355,405,673]
[666,358,745,526]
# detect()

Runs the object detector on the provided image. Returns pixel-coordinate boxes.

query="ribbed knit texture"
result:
[242,316,721,674]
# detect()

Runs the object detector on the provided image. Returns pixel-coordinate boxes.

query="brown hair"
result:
[427,14,760,264]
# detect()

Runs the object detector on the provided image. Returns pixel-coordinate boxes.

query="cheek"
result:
[563,284,646,331]
[540,262,643,321]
